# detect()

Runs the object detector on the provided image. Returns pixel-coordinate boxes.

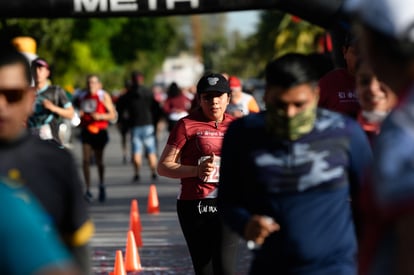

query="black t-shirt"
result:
[117,85,158,127]
[0,132,93,248]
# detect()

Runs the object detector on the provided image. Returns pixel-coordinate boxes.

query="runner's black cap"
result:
[197,73,231,94]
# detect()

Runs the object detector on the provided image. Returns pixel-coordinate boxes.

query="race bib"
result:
[198,156,221,183]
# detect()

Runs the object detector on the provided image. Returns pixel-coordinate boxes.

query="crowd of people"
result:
[156,1,414,273]
[1,0,414,273]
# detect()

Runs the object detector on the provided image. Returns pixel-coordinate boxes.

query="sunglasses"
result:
[0,88,28,104]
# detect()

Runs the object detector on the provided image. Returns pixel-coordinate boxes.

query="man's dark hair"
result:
[265,53,318,89]
[0,42,32,84]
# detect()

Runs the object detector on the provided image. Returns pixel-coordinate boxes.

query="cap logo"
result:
[207,77,219,86]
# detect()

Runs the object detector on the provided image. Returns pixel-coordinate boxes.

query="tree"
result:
[0,17,183,91]
[217,10,326,79]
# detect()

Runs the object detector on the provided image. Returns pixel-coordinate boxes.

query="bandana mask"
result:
[265,100,317,141]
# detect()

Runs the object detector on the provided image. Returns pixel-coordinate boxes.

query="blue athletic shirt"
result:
[0,178,74,274]
[218,108,372,275]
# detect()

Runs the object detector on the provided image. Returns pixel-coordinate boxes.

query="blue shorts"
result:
[130,124,157,155]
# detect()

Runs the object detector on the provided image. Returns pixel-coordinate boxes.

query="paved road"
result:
[69,124,252,274]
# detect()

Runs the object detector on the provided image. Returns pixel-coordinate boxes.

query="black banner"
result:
[0,0,345,28]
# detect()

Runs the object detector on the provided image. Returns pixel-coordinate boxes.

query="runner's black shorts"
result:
[80,128,109,150]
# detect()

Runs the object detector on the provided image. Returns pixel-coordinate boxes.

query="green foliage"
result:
[0,17,181,92]
[2,19,74,59]
[110,17,176,65]
[0,11,327,92]
[218,10,326,79]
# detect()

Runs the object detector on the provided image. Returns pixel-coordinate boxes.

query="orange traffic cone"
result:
[129,211,143,247]
[131,198,138,213]
[110,250,126,275]
[124,230,142,272]
[129,199,142,232]
[147,184,160,214]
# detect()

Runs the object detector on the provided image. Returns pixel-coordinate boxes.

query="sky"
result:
[227,11,259,36]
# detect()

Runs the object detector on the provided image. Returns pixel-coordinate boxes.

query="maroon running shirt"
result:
[166,109,236,200]
[318,68,360,119]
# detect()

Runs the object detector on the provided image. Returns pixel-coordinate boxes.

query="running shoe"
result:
[133,174,140,183]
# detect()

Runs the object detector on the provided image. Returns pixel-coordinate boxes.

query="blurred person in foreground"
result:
[355,58,397,146]
[218,53,372,275]
[0,177,81,275]
[27,57,75,145]
[0,44,93,274]
[157,73,240,275]
[345,0,414,274]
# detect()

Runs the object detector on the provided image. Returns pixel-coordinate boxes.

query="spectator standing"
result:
[73,74,117,202]
[218,53,372,275]
[0,44,94,274]
[162,82,192,132]
[157,73,240,275]
[27,57,75,145]
[344,0,414,274]
[318,32,361,119]
[116,71,158,182]
[226,76,261,118]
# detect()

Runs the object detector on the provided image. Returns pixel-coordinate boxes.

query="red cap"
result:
[228,76,241,89]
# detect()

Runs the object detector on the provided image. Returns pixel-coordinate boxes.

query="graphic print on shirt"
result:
[195,131,224,153]
[338,89,357,103]
[80,98,98,113]
[253,138,347,193]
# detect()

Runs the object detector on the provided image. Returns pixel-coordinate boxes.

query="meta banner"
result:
[0,0,344,27]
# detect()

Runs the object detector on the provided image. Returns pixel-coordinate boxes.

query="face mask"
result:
[361,110,388,123]
[265,100,317,140]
